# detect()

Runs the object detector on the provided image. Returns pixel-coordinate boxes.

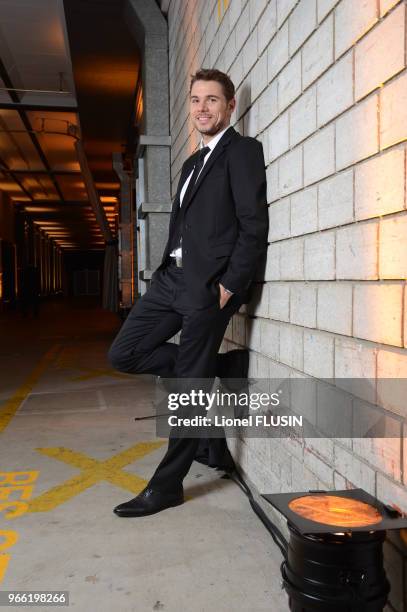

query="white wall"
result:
[166,2,407,609]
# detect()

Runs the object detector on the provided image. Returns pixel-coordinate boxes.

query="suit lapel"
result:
[164,153,200,260]
[168,153,199,232]
[180,126,236,216]
[173,155,197,210]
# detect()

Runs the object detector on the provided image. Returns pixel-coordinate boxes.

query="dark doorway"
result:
[0,240,16,309]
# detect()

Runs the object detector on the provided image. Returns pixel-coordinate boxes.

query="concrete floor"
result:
[0,297,287,612]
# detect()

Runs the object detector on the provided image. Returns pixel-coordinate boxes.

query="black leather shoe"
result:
[113,486,184,517]
[216,349,249,392]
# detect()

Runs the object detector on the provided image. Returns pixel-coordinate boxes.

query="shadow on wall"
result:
[235,80,252,135]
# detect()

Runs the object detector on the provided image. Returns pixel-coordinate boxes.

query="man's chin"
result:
[195,123,224,135]
[195,124,215,133]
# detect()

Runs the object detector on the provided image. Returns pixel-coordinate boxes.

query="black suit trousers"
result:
[108,261,244,492]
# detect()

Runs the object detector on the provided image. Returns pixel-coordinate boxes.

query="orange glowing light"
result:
[0,181,24,192]
[95,182,120,190]
[34,221,64,225]
[25,207,60,213]
[289,495,382,528]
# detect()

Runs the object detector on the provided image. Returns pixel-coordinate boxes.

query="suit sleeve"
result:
[219,138,269,294]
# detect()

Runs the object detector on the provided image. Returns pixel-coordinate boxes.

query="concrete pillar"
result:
[113,152,135,308]
[124,0,172,294]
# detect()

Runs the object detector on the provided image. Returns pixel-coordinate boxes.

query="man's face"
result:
[189,80,235,139]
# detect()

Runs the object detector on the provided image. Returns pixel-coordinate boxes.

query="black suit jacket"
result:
[153,125,269,308]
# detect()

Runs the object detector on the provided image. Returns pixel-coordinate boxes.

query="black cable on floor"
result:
[134,413,168,421]
[227,467,288,560]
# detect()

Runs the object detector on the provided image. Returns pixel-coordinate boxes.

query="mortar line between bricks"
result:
[402,284,406,349]
[403,532,407,611]
[401,421,405,487]
[350,282,354,339]
[333,117,337,176]
[404,148,407,216]
[376,218,381,282]
[405,0,407,68]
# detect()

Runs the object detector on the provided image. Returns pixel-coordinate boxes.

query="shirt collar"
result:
[199,125,230,152]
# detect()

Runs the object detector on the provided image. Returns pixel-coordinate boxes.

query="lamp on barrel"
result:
[262,489,407,612]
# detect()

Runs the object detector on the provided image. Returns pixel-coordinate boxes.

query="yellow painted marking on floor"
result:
[70,367,130,381]
[0,345,61,434]
[27,442,165,513]
[0,471,39,486]
[0,486,33,501]
[0,554,11,583]
[0,475,38,583]
[0,531,19,581]
[0,530,19,551]
[0,502,29,519]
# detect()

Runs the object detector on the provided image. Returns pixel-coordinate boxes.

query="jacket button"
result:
[184,249,188,254]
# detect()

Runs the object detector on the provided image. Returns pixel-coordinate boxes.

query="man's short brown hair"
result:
[190,68,235,101]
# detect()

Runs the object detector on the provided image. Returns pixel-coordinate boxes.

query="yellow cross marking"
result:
[70,367,130,381]
[27,442,165,513]
[0,345,61,434]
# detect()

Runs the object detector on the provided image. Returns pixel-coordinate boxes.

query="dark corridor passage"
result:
[0,0,142,321]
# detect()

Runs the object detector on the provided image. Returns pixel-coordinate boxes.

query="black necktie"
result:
[170,146,210,253]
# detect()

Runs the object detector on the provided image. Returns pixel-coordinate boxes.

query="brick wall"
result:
[165,1,407,609]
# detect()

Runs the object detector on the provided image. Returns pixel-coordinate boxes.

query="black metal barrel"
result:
[282,523,390,612]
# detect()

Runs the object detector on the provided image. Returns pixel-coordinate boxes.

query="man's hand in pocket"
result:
[219,283,233,309]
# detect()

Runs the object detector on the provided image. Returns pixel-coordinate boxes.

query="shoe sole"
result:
[113,498,184,518]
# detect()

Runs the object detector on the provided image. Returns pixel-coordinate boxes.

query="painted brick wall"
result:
[165,1,407,609]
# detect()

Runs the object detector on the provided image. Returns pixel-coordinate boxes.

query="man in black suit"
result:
[108,68,268,517]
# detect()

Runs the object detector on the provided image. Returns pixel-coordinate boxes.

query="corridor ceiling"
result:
[0,0,141,250]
